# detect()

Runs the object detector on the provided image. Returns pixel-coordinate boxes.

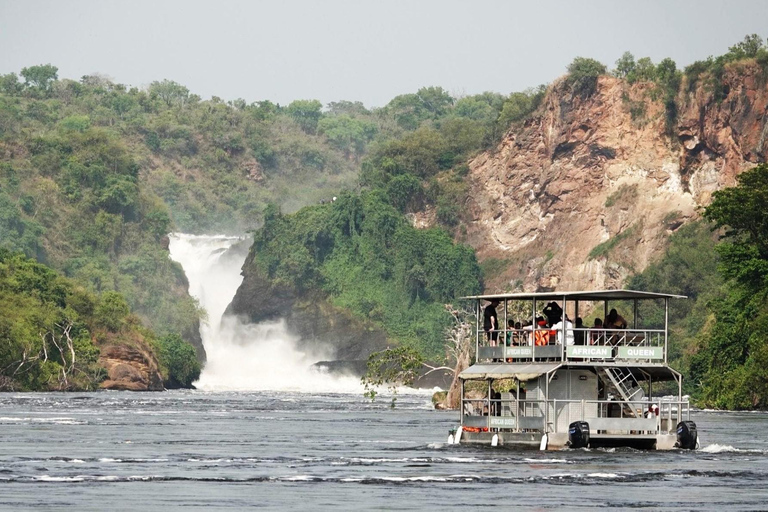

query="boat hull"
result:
[458,431,679,450]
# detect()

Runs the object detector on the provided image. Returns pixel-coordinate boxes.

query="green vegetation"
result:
[157,333,201,388]
[685,34,768,99]
[0,249,199,390]
[362,346,424,407]
[0,248,102,390]
[566,57,607,97]
[3,33,766,394]
[250,193,482,360]
[630,164,768,409]
[588,222,641,260]
[0,60,546,389]
[613,52,683,135]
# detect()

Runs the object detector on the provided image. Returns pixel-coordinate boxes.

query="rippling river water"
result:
[1,391,767,511]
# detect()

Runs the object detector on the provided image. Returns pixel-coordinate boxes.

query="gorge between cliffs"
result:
[167,234,363,392]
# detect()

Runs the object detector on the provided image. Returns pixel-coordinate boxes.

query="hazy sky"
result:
[1,0,766,107]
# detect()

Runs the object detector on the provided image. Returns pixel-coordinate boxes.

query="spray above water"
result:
[168,234,362,392]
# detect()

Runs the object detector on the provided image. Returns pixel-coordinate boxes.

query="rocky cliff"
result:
[227,254,388,364]
[464,62,768,291]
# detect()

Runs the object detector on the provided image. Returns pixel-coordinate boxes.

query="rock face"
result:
[227,257,389,362]
[99,344,164,391]
[465,63,768,291]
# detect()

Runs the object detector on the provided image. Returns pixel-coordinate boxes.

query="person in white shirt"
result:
[552,317,574,345]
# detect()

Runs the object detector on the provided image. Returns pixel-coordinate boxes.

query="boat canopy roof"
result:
[461,289,687,302]
[459,363,682,382]
[459,363,561,381]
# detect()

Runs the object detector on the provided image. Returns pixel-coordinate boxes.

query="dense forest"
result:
[1,34,767,405]
[0,55,542,388]
[631,165,768,409]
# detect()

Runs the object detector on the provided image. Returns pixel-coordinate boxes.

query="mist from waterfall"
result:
[168,234,362,392]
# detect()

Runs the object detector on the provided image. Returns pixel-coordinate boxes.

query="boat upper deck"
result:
[463,289,686,368]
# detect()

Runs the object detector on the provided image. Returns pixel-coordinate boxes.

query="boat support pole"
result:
[664,298,669,365]
[476,299,480,364]
[633,299,639,329]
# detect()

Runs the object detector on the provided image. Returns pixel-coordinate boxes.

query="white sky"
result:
[0,0,766,107]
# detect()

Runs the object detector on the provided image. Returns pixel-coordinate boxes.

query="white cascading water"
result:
[167,234,362,392]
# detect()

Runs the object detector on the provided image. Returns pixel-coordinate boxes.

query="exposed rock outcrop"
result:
[465,62,767,291]
[99,344,164,391]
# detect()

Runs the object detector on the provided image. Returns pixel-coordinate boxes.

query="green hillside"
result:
[2,33,768,401]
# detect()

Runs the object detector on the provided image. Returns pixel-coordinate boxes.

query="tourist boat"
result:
[448,290,698,450]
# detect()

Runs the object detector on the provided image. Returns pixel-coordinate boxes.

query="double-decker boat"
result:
[448,290,698,450]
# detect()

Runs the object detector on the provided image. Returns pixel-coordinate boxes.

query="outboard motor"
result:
[568,421,590,449]
[676,421,698,450]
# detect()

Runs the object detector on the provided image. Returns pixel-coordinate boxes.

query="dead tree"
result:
[444,304,475,409]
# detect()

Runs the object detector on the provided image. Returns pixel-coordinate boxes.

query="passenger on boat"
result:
[513,321,523,344]
[574,317,586,345]
[521,320,534,345]
[491,390,501,416]
[483,299,500,345]
[552,316,574,345]
[505,319,516,347]
[645,404,659,418]
[605,308,628,329]
[504,320,515,362]
[534,317,550,346]
[590,318,604,345]
[543,301,563,326]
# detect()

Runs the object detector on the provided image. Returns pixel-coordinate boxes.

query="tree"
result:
[157,333,200,388]
[385,86,454,130]
[286,99,323,134]
[631,57,656,83]
[727,33,766,59]
[416,86,454,118]
[704,164,768,291]
[149,79,190,108]
[614,51,636,79]
[442,304,475,408]
[317,115,377,156]
[20,64,58,91]
[362,346,424,406]
[566,57,607,97]
[691,164,768,409]
[497,87,546,130]
[326,100,369,116]
[95,291,130,332]
[0,73,22,95]
[656,58,680,89]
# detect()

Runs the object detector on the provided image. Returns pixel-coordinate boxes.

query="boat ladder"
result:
[603,367,644,417]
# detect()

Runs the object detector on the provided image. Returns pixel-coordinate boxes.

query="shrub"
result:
[157,333,201,388]
[566,57,607,97]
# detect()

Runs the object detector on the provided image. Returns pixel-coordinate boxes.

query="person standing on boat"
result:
[552,316,575,345]
[574,317,586,345]
[483,299,500,346]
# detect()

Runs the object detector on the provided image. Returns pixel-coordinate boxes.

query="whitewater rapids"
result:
[168,233,363,393]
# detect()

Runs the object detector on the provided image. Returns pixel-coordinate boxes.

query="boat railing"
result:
[475,328,666,364]
[461,397,690,435]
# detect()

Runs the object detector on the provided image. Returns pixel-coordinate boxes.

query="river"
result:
[0,391,767,511]
[3,235,765,510]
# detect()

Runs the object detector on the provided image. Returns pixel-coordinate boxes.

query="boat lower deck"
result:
[458,430,678,450]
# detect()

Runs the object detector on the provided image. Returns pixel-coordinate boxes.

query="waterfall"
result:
[167,234,362,392]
